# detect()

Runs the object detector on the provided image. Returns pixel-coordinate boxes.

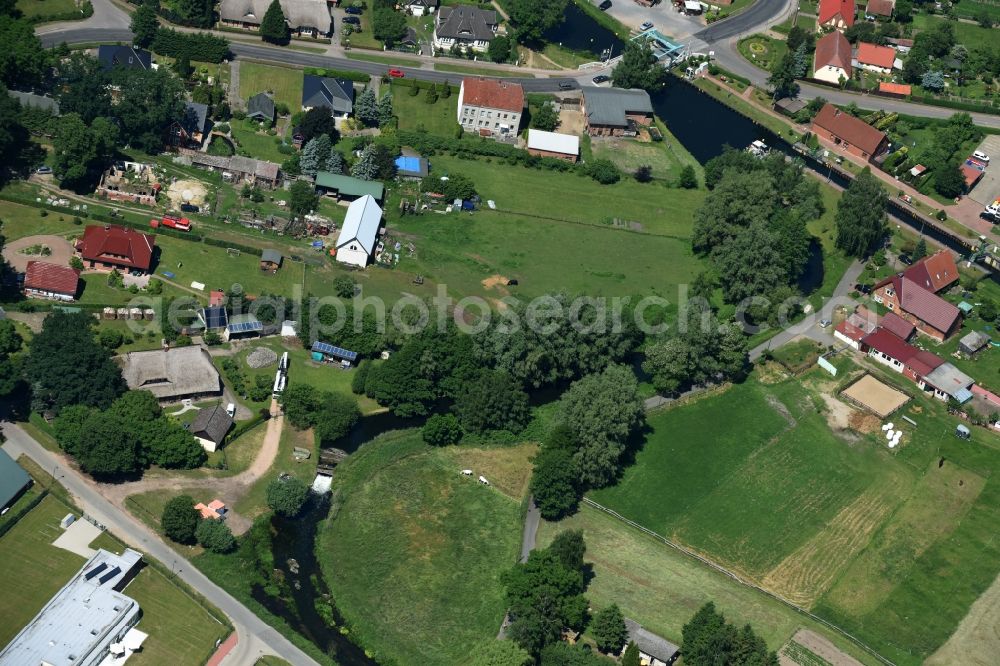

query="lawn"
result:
[912,14,997,50]
[738,34,789,73]
[15,0,78,19]
[346,52,411,67]
[239,62,304,112]
[233,422,316,519]
[390,81,459,135]
[535,506,878,664]
[230,119,289,163]
[589,365,1000,665]
[771,337,822,373]
[590,135,690,183]
[318,431,524,666]
[0,200,81,240]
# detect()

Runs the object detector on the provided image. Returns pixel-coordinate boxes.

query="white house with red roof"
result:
[856,42,898,74]
[23,261,80,301]
[458,78,524,138]
[817,0,855,31]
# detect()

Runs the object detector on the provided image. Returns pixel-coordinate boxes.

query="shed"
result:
[189,405,234,452]
[526,129,580,162]
[0,449,31,511]
[773,97,807,117]
[260,249,283,272]
[314,172,385,201]
[958,301,974,315]
[335,195,383,268]
[246,92,276,123]
[959,330,990,355]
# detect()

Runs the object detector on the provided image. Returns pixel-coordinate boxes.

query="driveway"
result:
[2,235,75,272]
[969,135,1000,207]
[52,518,102,558]
[600,0,706,40]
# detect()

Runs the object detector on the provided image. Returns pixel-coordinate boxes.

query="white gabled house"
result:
[335,195,382,268]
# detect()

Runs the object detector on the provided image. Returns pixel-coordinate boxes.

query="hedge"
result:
[390,78,458,95]
[0,489,47,539]
[913,95,998,115]
[395,130,575,173]
[25,0,92,24]
[226,410,270,443]
[303,66,371,83]
[152,28,231,64]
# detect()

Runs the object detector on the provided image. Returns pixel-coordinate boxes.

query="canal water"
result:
[542,1,626,59]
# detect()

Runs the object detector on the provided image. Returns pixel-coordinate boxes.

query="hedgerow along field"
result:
[318,432,526,666]
[589,367,1000,665]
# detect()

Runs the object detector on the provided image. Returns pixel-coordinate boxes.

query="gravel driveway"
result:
[2,235,75,272]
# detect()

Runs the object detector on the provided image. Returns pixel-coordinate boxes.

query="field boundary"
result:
[580,497,894,666]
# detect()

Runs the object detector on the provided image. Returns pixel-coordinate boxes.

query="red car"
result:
[388,68,405,78]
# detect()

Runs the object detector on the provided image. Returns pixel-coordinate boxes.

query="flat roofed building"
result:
[526,129,580,162]
[315,172,385,201]
[0,548,143,666]
[119,346,222,402]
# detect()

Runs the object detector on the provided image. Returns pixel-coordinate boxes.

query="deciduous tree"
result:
[196,518,236,552]
[266,477,309,517]
[507,0,567,43]
[591,604,628,654]
[612,40,666,91]
[373,7,407,45]
[0,16,47,90]
[530,100,559,131]
[288,179,318,216]
[488,35,512,63]
[422,413,463,446]
[297,106,337,143]
[162,495,201,544]
[52,114,119,192]
[454,369,530,434]
[835,167,887,257]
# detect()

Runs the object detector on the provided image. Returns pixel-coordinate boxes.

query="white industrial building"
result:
[335,195,382,268]
[0,548,147,666]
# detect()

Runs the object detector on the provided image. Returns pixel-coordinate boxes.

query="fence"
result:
[580,497,895,666]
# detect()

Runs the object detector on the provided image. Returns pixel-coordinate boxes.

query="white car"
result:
[640,21,654,31]
[973,150,990,163]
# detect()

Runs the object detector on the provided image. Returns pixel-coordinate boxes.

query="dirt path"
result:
[781,629,863,666]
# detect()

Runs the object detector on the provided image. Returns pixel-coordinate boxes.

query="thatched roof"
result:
[119,346,221,400]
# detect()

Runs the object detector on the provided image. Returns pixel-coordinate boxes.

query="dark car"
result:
[599,0,612,9]
[592,74,610,84]
[342,16,360,25]
[558,82,573,90]
[180,203,199,213]
[35,165,53,174]
[854,283,872,295]
[344,6,363,14]
[898,253,913,265]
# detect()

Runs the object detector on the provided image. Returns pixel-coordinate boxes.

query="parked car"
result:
[180,203,199,213]
[388,68,405,78]
[344,6,363,14]
[35,166,52,174]
[973,150,991,163]
[819,319,832,328]
[854,283,872,294]
[599,0,612,9]
[558,82,573,90]
[342,16,360,25]
[898,253,913,265]
[640,21,654,30]
[592,74,610,84]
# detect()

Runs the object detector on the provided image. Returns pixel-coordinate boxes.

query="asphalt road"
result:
[1,423,319,666]
[694,0,791,43]
[519,497,540,563]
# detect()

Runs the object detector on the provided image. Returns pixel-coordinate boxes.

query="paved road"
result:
[519,497,540,563]
[694,0,792,43]
[1,424,319,666]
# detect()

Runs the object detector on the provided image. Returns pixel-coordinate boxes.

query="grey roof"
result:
[190,154,280,181]
[436,5,498,41]
[8,90,60,114]
[179,101,209,136]
[624,619,680,663]
[119,346,222,400]
[302,75,354,114]
[337,194,382,255]
[407,0,438,6]
[0,549,143,666]
[583,86,654,127]
[960,330,990,352]
[0,449,30,510]
[247,92,276,121]
[190,404,234,445]
[261,248,283,265]
[923,362,974,396]
[220,0,331,32]
[97,45,151,71]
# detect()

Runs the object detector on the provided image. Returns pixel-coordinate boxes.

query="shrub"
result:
[196,518,236,553]
[162,495,200,544]
[584,159,621,184]
[422,413,463,446]
[266,477,309,517]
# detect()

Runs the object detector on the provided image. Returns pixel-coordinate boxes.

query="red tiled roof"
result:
[880,311,915,340]
[962,163,985,189]
[836,311,878,341]
[879,82,911,95]
[23,261,80,296]
[818,0,856,26]
[857,42,896,69]
[814,32,852,77]
[78,224,156,271]
[812,103,887,156]
[210,290,226,306]
[896,277,961,333]
[866,0,894,16]
[903,250,958,293]
[863,327,917,363]
[461,77,525,113]
[906,349,944,378]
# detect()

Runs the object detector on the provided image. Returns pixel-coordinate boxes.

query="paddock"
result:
[840,374,910,418]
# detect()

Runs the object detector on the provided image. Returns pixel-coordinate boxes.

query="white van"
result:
[226,403,236,417]
[973,150,990,163]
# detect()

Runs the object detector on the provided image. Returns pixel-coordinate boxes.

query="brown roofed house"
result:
[872,274,961,341]
[77,224,157,273]
[901,250,958,293]
[811,103,888,162]
[813,31,852,84]
[23,261,80,302]
[856,42,897,73]
[817,0,855,30]
[865,0,894,18]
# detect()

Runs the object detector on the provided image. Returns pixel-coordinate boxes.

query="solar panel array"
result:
[311,341,359,362]
[228,318,263,333]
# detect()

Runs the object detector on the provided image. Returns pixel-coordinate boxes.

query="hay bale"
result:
[246,347,278,369]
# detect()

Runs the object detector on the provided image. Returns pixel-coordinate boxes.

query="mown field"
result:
[318,431,528,666]
[390,82,459,135]
[239,62,304,112]
[588,365,1000,665]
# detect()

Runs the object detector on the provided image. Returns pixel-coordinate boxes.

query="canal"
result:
[542,1,626,60]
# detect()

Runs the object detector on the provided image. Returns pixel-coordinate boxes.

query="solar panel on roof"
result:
[84,562,108,580]
[228,319,263,333]
[98,566,121,585]
[311,341,359,361]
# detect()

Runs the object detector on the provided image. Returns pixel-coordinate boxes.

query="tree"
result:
[488,35,512,63]
[921,69,945,92]
[351,144,379,180]
[469,640,532,666]
[933,163,965,199]
[162,495,201,544]
[314,392,361,445]
[0,16,47,90]
[530,101,559,131]
[913,237,928,261]
[682,602,778,666]
[612,40,666,91]
[634,165,653,183]
[300,134,331,177]
[53,54,112,123]
[422,172,476,200]
[584,158,620,184]
[702,146,760,189]
[895,0,912,21]
[297,106,337,143]
[260,0,289,44]
[25,311,126,414]
[266,477,310,517]
[109,66,185,152]
[621,642,641,666]
[549,529,585,572]
[678,164,698,189]
[52,114,119,192]
[280,383,325,428]
[557,365,644,487]
[786,25,814,52]
[422,413,463,446]
[530,441,579,519]
[373,6,407,45]
[325,149,344,174]
[454,370,530,434]
[539,643,609,665]
[976,7,994,27]
[377,91,394,127]
[355,87,378,127]
[424,82,439,104]
[173,53,193,80]
[131,0,160,49]
[835,168,887,257]
[591,604,627,654]
[714,222,785,304]
[53,405,92,457]
[175,0,213,27]
[768,51,800,99]
[288,179,318,216]
[196,518,236,553]
[333,274,356,298]
[507,0,568,43]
